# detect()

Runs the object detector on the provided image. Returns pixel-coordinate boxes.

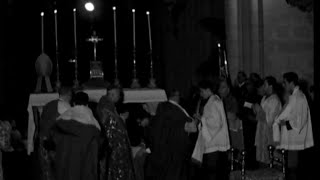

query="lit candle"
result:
[73,8,77,53]
[132,9,136,49]
[54,10,58,50]
[41,12,44,52]
[146,11,152,50]
[113,6,117,47]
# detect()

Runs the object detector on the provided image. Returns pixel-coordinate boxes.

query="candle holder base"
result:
[131,78,140,88]
[73,79,80,89]
[114,78,121,88]
[148,78,157,88]
[55,80,61,92]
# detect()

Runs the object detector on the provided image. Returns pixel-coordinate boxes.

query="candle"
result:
[146,11,152,50]
[73,8,77,53]
[41,12,44,52]
[113,6,117,47]
[132,9,136,48]
[54,10,58,50]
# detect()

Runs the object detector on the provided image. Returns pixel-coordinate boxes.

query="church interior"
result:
[0,0,319,180]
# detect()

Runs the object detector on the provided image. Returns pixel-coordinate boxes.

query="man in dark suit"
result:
[145,89,196,180]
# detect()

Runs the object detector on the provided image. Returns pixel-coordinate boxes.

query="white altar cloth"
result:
[27,88,167,155]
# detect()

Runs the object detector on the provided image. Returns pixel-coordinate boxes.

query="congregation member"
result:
[218,79,244,151]
[52,91,101,180]
[97,85,135,180]
[192,81,230,180]
[253,76,282,164]
[38,86,72,180]
[145,89,196,180]
[237,75,261,169]
[273,72,314,180]
[233,71,248,101]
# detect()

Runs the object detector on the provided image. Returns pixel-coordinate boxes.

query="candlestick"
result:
[73,8,79,88]
[132,9,136,48]
[113,6,120,86]
[41,12,44,52]
[146,11,152,50]
[54,10,58,50]
[113,6,117,47]
[73,9,77,53]
[54,9,61,91]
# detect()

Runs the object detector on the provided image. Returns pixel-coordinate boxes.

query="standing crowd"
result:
[1,71,312,180]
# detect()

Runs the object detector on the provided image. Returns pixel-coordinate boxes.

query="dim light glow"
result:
[218,43,221,48]
[73,8,76,12]
[132,9,135,13]
[41,12,44,16]
[54,9,57,14]
[146,11,150,15]
[85,2,95,12]
[113,6,116,10]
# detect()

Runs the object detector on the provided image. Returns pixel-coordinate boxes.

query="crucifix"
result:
[87,31,103,62]
[86,31,104,79]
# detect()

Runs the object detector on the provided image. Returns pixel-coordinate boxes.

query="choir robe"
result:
[52,106,100,180]
[146,101,192,180]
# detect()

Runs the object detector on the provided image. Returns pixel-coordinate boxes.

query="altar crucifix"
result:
[87,31,104,79]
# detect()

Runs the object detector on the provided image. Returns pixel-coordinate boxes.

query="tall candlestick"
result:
[132,9,136,48]
[113,6,119,86]
[146,11,152,50]
[113,6,117,47]
[73,8,79,88]
[54,9,61,90]
[73,9,77,54]
[54,10,58,50]
[41,12,44,52]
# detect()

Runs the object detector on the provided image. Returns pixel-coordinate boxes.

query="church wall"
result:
[225,0,314,84]
[263,0,314,83]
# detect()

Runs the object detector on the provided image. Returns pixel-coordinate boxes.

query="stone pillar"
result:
[225,0,265,82]
[225,0,241,82]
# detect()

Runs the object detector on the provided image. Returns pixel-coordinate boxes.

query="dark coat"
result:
[52,120,100,180]
[146,101,192,180]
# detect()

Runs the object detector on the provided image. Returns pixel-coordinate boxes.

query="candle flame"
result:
[146,11,150,15]
[73,8,76,12]
[132,9,135,13]
[113,6,116,10]
[218,43,221,48]
[54,9,57,14]
[41,12,44,16]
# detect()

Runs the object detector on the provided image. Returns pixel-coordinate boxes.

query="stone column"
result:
[225,0,241,82]
[225,0,265,81]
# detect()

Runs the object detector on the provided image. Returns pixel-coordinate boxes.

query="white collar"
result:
[292,86,300,95]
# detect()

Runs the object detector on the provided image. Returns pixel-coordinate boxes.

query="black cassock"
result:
[146,101,192,180]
